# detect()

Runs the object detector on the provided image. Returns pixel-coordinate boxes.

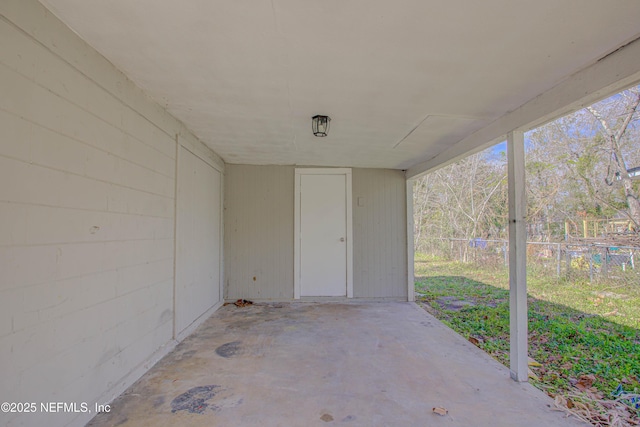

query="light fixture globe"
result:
[312,115,331,137]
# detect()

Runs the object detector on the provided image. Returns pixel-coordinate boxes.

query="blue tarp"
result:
[469,238,487,249]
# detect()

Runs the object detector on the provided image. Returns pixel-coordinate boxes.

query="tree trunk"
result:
[587,91,640,229]
[622,178,640,230]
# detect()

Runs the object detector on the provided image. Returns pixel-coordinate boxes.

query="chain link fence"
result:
[420,237,640,285]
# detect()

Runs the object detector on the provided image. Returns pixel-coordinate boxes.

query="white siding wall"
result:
[224,165,295,300]
[0,2,224,426]
[175,146,224,338]
[224,165,407,300]
[352,169,408,298]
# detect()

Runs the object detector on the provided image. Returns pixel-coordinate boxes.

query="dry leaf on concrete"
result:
[234,299,253,307]
[432,407,448,416]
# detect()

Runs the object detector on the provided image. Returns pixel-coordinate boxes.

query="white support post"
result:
[507,130,528,382]
[406,179,415,302]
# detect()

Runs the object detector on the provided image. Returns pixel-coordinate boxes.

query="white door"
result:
[295,169,352,298]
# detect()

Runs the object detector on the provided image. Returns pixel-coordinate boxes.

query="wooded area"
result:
[413,86,640,251]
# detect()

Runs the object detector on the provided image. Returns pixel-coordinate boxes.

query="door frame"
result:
[294,168,353,299]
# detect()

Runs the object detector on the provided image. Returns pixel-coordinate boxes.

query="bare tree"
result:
[413,151,507,248]
[586,88,640,229]
[414,86,640,252]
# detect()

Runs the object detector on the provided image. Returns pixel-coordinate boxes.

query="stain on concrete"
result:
[86,303,583,427]
[170,385,220,414]
[174,349,196,361]
[209,391,243,411]
[215,341,242,358]
[320,413,334,422]
[152,395,165,408]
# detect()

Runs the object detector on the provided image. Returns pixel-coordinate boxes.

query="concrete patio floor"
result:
[87,302,585,427]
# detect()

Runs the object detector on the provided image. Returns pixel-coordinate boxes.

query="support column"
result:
[507,130,528,382]
[406,179,415,302]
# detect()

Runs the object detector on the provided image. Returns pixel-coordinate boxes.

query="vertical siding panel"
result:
[352,169,407,299]
[389,172,397,292]
[369,171,377,296]
[380,171,386,297]
[375,170,381,296]
[366,171,372,296]
[175,146,222,337]
[225,166,406,301]
[224,165,294,300]
[356,171,363,295]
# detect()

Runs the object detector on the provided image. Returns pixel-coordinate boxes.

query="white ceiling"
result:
[39,0,640,170]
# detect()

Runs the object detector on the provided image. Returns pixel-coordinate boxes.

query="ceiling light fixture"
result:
[312,115,331,137]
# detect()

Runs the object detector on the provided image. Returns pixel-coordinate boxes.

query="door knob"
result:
[340,237,345,242]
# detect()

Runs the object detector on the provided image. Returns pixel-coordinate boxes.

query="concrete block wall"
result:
[0,1,224,426]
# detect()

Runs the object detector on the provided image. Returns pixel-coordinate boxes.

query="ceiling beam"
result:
[406,36,640,180]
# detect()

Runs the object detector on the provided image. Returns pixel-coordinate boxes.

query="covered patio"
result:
[87,302,585,427]
[3,1,640,426]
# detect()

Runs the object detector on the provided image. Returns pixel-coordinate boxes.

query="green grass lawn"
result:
[415,253,640,423]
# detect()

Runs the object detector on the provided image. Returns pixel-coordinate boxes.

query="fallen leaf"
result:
[528,357,542,367]
[468,337,479,345]
[528,369,540,381]
[603,309,618,317]
[432,407,448,416]
[591,390,604,399]
[234,299,254,307]
[575,374,596,391]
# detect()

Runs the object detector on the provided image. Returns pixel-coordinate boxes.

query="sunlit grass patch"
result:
[415,255,640,424]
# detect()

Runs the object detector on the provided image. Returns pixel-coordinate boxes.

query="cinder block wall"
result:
[0,1,223,426]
